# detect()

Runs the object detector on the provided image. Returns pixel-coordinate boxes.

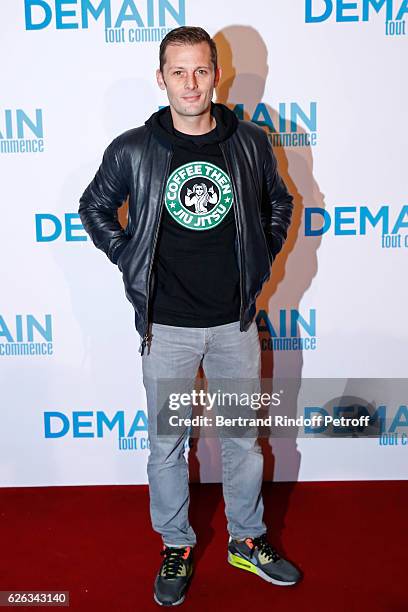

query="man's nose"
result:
[185,72,198,89]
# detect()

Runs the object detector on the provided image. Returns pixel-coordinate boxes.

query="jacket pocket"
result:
[116,238,132,271]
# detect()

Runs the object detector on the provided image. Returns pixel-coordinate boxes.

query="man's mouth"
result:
[182,94,201,101]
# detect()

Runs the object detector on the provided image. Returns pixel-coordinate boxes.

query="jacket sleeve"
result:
[260,134,294,260]
[78,135,131,264]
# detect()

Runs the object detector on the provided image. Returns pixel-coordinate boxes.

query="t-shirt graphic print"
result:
[165,161,233,231]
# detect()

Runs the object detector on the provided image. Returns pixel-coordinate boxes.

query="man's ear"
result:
[156,68,166,90]
[214,66,222,88]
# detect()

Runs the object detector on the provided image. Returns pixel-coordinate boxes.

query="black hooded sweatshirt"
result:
[146,102,241,328]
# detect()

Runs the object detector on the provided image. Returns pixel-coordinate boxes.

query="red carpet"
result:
[0,481,407,611]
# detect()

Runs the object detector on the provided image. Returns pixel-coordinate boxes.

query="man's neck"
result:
[170,107,216,136]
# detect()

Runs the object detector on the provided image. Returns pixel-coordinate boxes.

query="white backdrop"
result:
[1,0,407,486]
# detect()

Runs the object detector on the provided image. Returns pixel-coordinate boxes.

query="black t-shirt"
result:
[150,125,241,327]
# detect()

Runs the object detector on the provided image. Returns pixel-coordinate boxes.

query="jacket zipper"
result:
[219,142,244,331]
[139,150,173,355]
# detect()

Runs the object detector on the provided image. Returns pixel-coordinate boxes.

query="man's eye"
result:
[197,70,207,75]
[174,71,182,76]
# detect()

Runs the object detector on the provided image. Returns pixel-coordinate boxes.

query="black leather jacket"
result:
[78,107,293,353]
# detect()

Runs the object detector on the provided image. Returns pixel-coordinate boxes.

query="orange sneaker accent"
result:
[182,546,191,559]
[245,538,254,549]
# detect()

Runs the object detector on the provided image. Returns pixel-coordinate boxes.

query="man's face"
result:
[195,185,204,195]
[156,41,221,118]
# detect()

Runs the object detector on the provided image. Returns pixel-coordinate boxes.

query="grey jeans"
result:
[141,320,266,547]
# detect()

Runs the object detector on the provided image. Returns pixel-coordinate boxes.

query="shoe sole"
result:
[153,592,185,607]
[228,551,297,586]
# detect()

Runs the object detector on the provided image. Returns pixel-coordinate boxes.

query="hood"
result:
[145,101,239,150]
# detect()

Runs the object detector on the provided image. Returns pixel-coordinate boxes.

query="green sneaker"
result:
[228,534,301,586]
[154,545,193,606]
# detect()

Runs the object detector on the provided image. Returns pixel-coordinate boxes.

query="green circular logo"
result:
[165,161,233,230]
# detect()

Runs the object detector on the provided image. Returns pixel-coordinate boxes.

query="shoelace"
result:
[160,547,188,578]
[251,534,281,563]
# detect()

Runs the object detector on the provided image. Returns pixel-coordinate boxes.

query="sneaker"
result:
[228,534,301,586]
[153,545,193,606]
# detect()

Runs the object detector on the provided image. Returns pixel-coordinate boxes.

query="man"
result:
[79,26,301,607]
